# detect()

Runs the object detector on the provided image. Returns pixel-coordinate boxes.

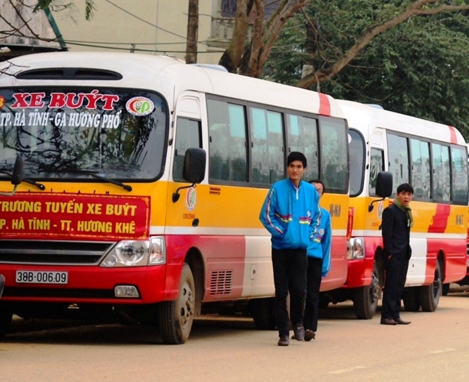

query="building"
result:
[0,0,66,59]
[52,0,235,65]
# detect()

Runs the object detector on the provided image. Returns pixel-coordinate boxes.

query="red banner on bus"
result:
[0,193,150,241]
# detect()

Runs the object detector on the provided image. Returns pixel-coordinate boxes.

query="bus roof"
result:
[337,99,466,146]
[0,51,344,119]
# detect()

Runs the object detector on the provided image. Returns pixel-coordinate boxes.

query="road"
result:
[1,290,469,382]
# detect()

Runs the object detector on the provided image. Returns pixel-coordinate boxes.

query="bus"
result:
[319,100,468,318]
[0,52,349,344]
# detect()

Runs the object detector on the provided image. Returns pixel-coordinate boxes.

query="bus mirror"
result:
[183,148,206,184]
[11,155,24,186]
[368,171,393,212]
[376,171,392,198]
[172,148,206,203]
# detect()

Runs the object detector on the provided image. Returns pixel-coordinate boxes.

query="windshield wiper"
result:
[58,169,132,192]
[0,169,45,190]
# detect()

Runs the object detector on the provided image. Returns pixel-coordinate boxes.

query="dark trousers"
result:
[272,248,308,337]
[382,254,409,320]
[304,256,322,332]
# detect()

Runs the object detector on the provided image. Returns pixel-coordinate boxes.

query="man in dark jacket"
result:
[381,183,413,325]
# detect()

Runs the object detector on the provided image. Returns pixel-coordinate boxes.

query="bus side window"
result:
[173,117,201,182]
[387,133,410,197]
[410,139,430,200]
[369,148,384,197]
[431,143,451,202]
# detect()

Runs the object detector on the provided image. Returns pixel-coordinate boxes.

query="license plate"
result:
[16,270,68,284]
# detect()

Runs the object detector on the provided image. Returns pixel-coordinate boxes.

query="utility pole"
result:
[185,0,199,64]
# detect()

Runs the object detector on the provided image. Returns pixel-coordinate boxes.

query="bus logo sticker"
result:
[126,96,154,116]
[186,187,197,211]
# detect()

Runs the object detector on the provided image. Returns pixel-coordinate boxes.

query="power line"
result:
[103,0,188,42]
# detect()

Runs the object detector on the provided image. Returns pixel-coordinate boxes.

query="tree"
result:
[264,1,469,138]
[221,0,469,88]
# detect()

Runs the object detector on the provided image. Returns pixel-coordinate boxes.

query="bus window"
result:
[388,133,409,195]
[173,118,201,182]
[410,138,431,200]
[431,143,451,202]
[348,129,365,197]
[251,107,284,184]
[286,114,318,181]
[319,117,348,194]
[207,99,248,183]
[369,148,384,197]
[451,145,469,204]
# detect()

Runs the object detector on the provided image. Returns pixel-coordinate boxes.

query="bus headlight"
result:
[347,238,365,259]
[100,237,166,267]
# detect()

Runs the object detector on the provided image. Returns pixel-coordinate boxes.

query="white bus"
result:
[321,100,468,318]
[0,52,349,343]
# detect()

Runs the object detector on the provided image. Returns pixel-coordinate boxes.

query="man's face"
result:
[396,190,413,207]
[287,160,305,184]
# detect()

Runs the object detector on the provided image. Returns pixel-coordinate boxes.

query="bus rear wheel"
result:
[249,298,276,330]
[353,262,380,319]
[158,263,195,344]
[420,261,442,312]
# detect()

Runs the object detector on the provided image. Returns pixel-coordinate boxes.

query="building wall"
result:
[52,0,225,64]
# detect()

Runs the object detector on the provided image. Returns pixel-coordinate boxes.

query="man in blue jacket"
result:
[259,152,321,346]
[303,180,331,341]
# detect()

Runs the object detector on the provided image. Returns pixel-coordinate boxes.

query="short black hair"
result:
[309,179,326,193]
[396,183,414,194]
[287,151,307,168]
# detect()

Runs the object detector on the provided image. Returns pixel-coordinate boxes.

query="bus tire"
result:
[249,298,276,330]
[0,304,13,339]
[353,262,379,319]
[158,263,195,344]
[402,287,420,312]
[420,261,442,312]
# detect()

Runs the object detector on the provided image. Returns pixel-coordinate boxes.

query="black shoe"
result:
[395,318,411,325]
[278,335,289,346]
[293,325,305,341]
[380,318,397,325]
[305,329,316,341]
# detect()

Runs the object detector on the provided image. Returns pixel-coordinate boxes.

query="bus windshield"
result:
[0,87,168,180]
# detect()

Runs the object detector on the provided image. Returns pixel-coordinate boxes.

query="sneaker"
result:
[278,335,289,346]
[305,329,316,341]
[293,325,305,341]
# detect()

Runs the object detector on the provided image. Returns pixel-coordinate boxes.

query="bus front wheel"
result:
[420,261,442,312]
[158,263,195,344]
[353,263,380,319]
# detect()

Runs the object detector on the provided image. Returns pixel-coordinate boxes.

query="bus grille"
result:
[0,240,116,265]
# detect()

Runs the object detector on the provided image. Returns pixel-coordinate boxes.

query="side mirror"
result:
[376,171,392,198]
[368,171,393,212]
[172,148,206,203]
[183,148,206,184]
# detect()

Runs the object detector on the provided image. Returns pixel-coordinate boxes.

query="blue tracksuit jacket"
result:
[259,178,321,250]
[307,207,332,277]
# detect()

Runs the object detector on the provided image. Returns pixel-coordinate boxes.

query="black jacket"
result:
[382,203,412,259]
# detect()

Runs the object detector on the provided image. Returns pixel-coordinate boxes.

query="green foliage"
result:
[265,1,469,140]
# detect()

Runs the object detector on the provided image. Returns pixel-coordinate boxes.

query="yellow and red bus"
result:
[0,52,349,343]
[320,100,468,318]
